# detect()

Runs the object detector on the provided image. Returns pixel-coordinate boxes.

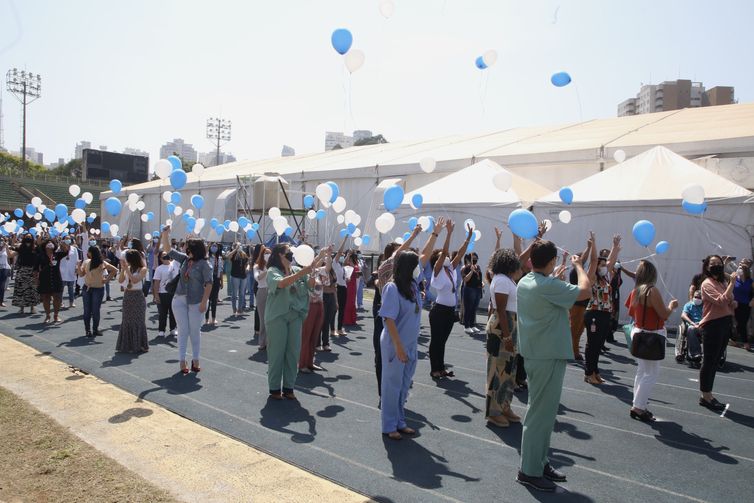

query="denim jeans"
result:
[230,276,247,312]
[63,280,76,304]
[247,275,255,308]
[172,294,204,362]
[357,278,365,308]
[0,268,10,303]
[82,285,104,332]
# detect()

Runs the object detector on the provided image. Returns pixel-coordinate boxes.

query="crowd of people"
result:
[3,217,752,493]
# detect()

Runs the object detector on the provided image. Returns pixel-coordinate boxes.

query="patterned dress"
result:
[116,277,149,353]
[485,310,517,418]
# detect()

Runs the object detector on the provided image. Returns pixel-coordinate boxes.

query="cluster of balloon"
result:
[508,209,539,239]
[551,72,572,87]
[613,150,627,163]
[331,28,365,74]
[315,181,340,207]
[632,220,656,248]
[474,49,497,70]
[681,184,707,215]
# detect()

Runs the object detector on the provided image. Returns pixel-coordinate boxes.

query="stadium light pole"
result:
[206,117,231,167]
[6,69,42,175]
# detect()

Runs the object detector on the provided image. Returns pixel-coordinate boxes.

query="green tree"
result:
[0,151,46,176]
[354,134,388,146]
[48,158,82,177]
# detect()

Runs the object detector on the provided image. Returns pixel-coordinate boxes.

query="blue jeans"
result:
[247,275,255,308]
[357,277,364,308]
[62,281,75,304]
[230,276,247,312]
[82,286,104,332]
[0,268,10,303]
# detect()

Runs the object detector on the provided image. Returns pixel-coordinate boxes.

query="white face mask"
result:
[693,298,702,306]
[444,257,451,268]
[412,265,421,279]
[263,253,271,262]
[598,266,608,276]
[615,262,622,270]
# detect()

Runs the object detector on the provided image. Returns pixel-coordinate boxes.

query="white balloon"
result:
[33,212,42,221]
[337,214,345,224]
[613,149,627,163]
[268,207,281,219]
[307,209,316,220]
[375,212,396,234]
[315,183,332,205]
[344,209,357,224]
[344,49,365,73]
[543,219,553,232]
[192,164,205,176]
[141,214,149,222]
[352,228,361,237]
[136,201,146,211]
[94,229,101,235]
[351,213,361,226]
[332,196,347,213]
[559,210,572,224]
[155,159,173,179]
[419,157,436,174]
[89,212,97,219]
[71,208,86,224]
[31,196,42,207]
[174,206,183,216]
[69,184,81,197]
[82,192,93,205]
[378,0,395,18]
[229,221,239,232]
[185,209,193,217]
[417,216,430,231]
[127,193,139,204]
[493,171,513,191]
[3,222,15,233]
[38,204,46,211]
[292,244,315,267]
[273,216,288,236]
[166,219,173,226]
[89,228,96,234]
[128,202,138,212]
[353,237,363,247]
[162,191,173,203]
[473,230,481,242]
[144,233,152,241]
[110,224,119,236]
[394,237,404,245]
[463,219,476,231]
[194,218,206,233]
[482,49,498,67]
[681,184,705,205]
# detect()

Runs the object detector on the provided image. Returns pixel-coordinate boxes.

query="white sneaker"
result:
[472,327,482,334]
[315,346,324,352]
[464,328,474,335]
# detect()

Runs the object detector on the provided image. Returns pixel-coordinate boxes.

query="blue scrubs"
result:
[379,280,421,433]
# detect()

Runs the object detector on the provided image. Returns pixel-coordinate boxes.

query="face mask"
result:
[89,240,97,247]
[284,251,294,262]
[46,244,54,250]
[693,298,702,306]
[598,266,608,276]
[210,245,217,253]
[615,262,622,271]
[413,265,421,279]
[444,257,451,268]
[63,239,71,245]
[709,264,724,276]
[737,268,745,277]
[338,257,345,265]
[127,241,133,249]
[264,253,271,262]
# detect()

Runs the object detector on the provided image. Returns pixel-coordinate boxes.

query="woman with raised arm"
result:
[299,248,332,373]
[583,234,617,385]
[78,245,117,338]
[115,249,149,353]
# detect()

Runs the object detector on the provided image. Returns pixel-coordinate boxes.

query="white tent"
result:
[533,146,754,325]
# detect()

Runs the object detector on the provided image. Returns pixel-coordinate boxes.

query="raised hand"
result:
[435,216,446,230]
[571,254,583,267]
[537,220,548,239]
[613,234,622,247]
[494,227,502,240]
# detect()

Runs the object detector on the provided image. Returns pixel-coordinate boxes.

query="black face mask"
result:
[284,251,294,262]
[709,264,724,277]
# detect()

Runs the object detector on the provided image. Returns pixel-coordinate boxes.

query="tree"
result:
[354,134,388,146]
[0,151,46,176]
[48,158,82,177]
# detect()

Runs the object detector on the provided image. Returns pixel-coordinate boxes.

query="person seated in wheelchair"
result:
[680,289,704,368]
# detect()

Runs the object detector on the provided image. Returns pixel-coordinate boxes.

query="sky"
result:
[1,0,753,167]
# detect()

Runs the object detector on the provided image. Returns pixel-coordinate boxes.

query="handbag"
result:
[629,287,666,361]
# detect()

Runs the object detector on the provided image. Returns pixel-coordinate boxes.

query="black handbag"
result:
[630,287,666,361]
[164,271,180,295]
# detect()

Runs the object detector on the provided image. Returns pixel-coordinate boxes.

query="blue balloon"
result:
[383,185,404,212]
[171,192,182,204]
[182,213,190,222]
[632,220,656,247]
[167,155,182,171]
[427,216,436,234]
[74,198,86,209]
[186,216,197,229]
[331,28,353,55]
[655,241,670,255]
[467,240,475,253]
[101,221,111,233]
[13,208,22,218]
[316,209,326,220]
[28,228,37,237]
[55,203,68,219]
[251,222,260,231]
[44,208,56,222]
[50,228,59,238]
[152,231,160,238]
[109,179,122,194]
[559,187,574,205]
[104,197,122,217]
[507,209,539,239]
[551,71,572,87]
[223,219,231,230]
[407,217,418,231]
[166,203,176,214]
[681,200,707,215]
[170,169,187,190]
[303,194,315,209]
[17,219,24,228]
[339,228,348,238]
[25,204,36,215]
[411,194,423,209]
[246,229,255,239]
[210,218,219,229]
[86,216,95,224]
[146,212,154,221]
[238,216,249,228]
[347,223,356,234]
[362,234,371,246]
[475,56,487,70]
[190,194,204,209]
[284,226,293,237]
[402,232,411,242]
[326,181,339,203]
[66,216,75,226]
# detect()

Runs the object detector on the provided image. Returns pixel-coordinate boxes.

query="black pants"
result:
[700,316,731,393]
[336,285,347,330]
[516,354,527,384]
[158,292,176,332]
[462,286,482,328]
[205,277,221,320]
[373,299,383,396]
[429,303,456,373]
[584,310,611,376]
[321,292,336,346]
[734,304,751,344]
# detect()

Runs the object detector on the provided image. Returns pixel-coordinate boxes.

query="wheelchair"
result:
[675,321,726,369]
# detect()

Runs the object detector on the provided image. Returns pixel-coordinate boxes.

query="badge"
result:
[52,260,58,266]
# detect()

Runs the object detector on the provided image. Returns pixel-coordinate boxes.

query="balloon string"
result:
[649,256,676,300]
[348,73,356,131]
[700,212,723,251]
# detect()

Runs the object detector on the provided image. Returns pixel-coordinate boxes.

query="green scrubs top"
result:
[266,265,310,323]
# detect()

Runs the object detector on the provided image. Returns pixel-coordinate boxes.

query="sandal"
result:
[584,375,601,385]
[180,361,189,375]
[269,391,284,400]
[441,370,455,378]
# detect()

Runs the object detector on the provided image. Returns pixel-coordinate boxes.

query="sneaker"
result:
[93,330,102,337]
[315,346,324,352]
[699,397,727,412]
[464,328,474,335]
[310,364,325,371]
[323,345,332,352]
[516,471,557,492]
[472,327,482,334]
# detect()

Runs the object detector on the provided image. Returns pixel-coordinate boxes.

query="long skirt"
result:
[12,266,39,308]
[116,289,149,353]
[485,310,517,418]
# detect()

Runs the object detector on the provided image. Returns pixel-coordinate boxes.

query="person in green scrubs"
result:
[265,243,328,400]
[516,240,590,492]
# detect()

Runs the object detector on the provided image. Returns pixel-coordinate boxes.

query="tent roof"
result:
[537,145,752,203]
[405,159,550,206]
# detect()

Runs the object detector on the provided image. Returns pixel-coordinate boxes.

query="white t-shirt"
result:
[490,273,517,313]
[60,247,79,282]
[332,262,352,286]
[253,265,268,289]
[152,262,178,294]
[432,265,458,307]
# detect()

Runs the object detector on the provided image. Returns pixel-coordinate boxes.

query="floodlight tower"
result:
[6,68,42,173]
[206,117,231,167]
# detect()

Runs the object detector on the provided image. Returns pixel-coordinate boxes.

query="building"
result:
[45,157,66,170]
[74,140,92,159]
[281,145,295,157]
[325,132,353,151]
[123,147,149,157]
[618,80,735,116]
[160,138,197,162]
[12,148,43,165]
[353,130,373,142]
[198,150,236,167]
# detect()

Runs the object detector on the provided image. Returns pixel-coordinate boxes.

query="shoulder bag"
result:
[630,287,666,360]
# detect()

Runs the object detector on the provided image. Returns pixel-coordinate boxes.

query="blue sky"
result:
[1,0,752,165]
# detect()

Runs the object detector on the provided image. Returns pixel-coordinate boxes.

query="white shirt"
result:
[0,248,9,270]
[152,262,178,294]
[490,273,517,313]
[432,265,457,307]
[253,265,268,289]
[332,262,351,287]
[60,247,79,282]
